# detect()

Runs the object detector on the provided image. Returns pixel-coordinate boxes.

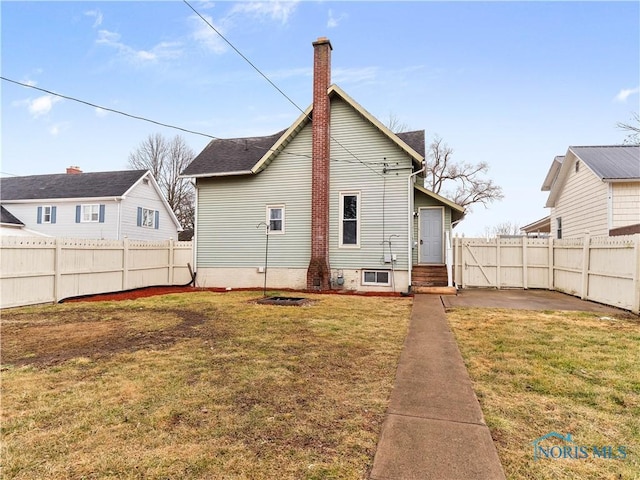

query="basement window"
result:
[362,270,390,286]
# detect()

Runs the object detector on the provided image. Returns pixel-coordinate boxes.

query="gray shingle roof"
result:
[1,206,23,225]
[0,170,148,201]
[182,129,426,177]
[570,145,640,180]
[396,130,425,158]
[182,131,287,177]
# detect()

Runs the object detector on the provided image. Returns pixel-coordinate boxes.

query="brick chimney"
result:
[66,166,82,174]
[306,37,332,290]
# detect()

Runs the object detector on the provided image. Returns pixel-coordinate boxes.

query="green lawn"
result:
[1,292,412,480]
[448,307,640,480]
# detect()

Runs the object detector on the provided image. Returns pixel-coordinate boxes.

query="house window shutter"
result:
[137,207,142,227]
[37,206,42,224]
[99,204,105,223]
[154,210,160,229]
[51,206,57,224]
[75,205,81,223]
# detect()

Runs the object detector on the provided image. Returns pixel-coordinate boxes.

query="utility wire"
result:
[183,0,384,177]
[0,76,312,161]
[1,76,219,140]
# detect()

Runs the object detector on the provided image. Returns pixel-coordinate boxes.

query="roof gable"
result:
[414,183,465,222]
[544,145,640,208]
[252,85,425,174]
[181,84,426,178]
[569,145,640,180]
[0,170,149,201]
[1,206,24,226]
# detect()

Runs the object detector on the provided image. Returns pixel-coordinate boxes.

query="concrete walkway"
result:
[370,295,506,480]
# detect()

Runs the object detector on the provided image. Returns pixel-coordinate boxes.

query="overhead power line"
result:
[1,76,219,140]
[0,76,314,161]
[182,0,384,177]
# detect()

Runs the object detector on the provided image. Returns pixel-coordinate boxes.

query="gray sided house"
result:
[183,38,464,293]
[0,168,182,240]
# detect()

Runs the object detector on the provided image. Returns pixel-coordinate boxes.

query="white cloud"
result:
[84,9,103,28]
[96,29,183,65]
[327,9,348,29]
[189,14,227,54]
[27,95,61,118]
[229,1,299,24]
[614,86,640,102]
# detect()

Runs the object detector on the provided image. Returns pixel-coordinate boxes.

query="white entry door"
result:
[419,208,443,264]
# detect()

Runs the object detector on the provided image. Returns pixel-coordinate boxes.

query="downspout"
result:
[407,161,426,291]
[116,198,122,240]
[193,182,199,287]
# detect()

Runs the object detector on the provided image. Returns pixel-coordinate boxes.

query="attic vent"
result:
[143,178,150,185]
[575,161,579,173]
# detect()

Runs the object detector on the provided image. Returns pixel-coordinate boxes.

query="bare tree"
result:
[483,221,521,238]
[386,112,411,133]
[128,133,195,234]
[424,135,503,211]
[617,112,640,145]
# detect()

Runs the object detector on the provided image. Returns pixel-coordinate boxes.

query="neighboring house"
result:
[521,215,550,236]
[182,37,465,293]
[541,145,640,239]
[0,205,48,237]
[0,167,182,240]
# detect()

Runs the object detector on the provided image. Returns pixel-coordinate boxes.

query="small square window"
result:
[82,204,100,222]
[267,205,285,234]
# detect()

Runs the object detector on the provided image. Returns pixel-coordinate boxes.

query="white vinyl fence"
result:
[1,236,193,309]
[453,234,640,314]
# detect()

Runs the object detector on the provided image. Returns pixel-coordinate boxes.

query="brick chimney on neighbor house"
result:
[66,166,82,174]
[306,37,332,290]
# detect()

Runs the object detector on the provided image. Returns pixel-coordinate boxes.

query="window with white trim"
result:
[82,204,100,223]
[267,205,285,234]
[362,270,390,286]
[43,206,52,223]
[339,192,360,247]
[142,208,155,228]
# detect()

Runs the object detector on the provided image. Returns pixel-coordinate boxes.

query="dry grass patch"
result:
[1,291,411,479]
[447,307,640,480]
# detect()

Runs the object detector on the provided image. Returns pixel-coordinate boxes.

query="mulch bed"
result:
[63,286,410,303]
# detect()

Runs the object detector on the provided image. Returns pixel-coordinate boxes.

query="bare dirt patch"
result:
[1,307,217,367]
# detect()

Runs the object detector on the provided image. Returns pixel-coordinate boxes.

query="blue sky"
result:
[2,1,638,236]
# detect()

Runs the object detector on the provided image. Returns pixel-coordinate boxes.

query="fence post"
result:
[548,237,554,290]
[460,239,466,289]
[54,238,62,302]
[633,234,640,315]
[580,233,590,300]
[168,238,175,284]
[123,237,130,291]
[522,236,528,289]
[496,237,501,289]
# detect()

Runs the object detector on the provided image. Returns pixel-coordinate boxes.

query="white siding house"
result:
[542,145,640,238]
[1,169,181,241]
[182,38,465,293]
